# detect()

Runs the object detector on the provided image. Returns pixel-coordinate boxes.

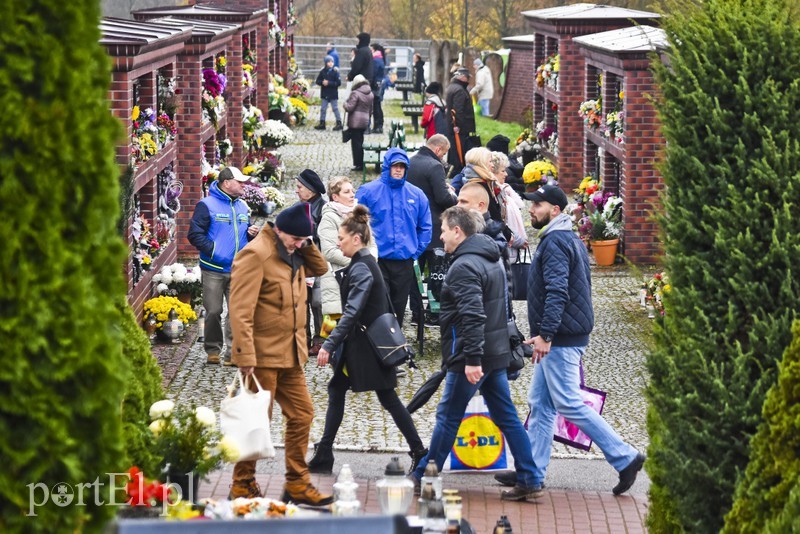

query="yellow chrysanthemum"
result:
[132,106,140,121]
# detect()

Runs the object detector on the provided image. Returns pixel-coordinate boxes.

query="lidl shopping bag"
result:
[444,395,509,471]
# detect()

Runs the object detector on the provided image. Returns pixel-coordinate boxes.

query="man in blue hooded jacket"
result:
[188,167,258,365]
[356,148,432,326]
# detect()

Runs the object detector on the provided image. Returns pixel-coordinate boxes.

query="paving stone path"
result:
[168,90,654,461]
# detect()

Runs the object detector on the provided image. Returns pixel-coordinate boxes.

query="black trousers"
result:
[372,90,384,129]
[378,258,415,327]
[318,369,423,451]
[408,250,432,322]
[350,128,365,167]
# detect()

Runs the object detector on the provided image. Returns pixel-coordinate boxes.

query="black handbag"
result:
[359,280,413,368]
[508,317,532,375]
[361,312,412,368]
[510,247,531,301]
[341,112,352,143]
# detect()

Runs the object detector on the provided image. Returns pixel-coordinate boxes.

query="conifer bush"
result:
[119,302,164,475]
[0,1,127,531]
[723,320,800,532]
[648,0,800,531]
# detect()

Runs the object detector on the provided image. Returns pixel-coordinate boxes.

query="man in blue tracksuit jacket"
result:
[188,167,258,365]
[355,148,432,326]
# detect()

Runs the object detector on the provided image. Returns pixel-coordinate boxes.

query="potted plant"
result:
[522,159,558,191]
[143,296,197,339]
[147,400,239,502]
[587,196,623,266]
[153,263,203,305]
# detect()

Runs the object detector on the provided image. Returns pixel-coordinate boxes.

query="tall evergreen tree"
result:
[724,320,800,532]
[647,0,800,531]
[0,1,127,531]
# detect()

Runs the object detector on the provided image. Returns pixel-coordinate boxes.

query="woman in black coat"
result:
[310,206,427,474]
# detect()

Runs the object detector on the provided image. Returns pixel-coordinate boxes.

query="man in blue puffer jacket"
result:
[496,184,645,498]
[356,148,432,326]
[188,167,258,365]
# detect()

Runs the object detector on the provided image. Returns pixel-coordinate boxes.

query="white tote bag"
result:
[219,371,275,461]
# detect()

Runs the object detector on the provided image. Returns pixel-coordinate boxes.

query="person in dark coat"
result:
[326,42,340,68]
[413,53,426,95]
[370,43,386,133]
[406,134,456,323]
[486,134,524,193]
[445,68,477,174]
[347,32,374,83]
[311,205,428,474]
[314,55,342,130]
[409,206,539,500]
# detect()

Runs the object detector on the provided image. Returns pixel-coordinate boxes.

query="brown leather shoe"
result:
[281,483,333,506]
[228,478,263,499]
[206,353,221,364]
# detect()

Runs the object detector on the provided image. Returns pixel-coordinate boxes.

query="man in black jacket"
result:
[406,134,456,324]
[445,68,476,174]
[347,32,374,84]
[496,184,645,498]
[410,206,540,501]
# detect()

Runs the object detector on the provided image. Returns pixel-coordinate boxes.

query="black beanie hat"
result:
[296,169,325,196]
[486,134,510,155]
[275,202,314,237]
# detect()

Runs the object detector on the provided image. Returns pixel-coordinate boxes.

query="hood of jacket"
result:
[379,148,411,189]
[209,179,236,202]
[353,78,372,91]
[452,233,501,263]
[425,94,444,108]
[539,212,573,239]
[357,32,371,48]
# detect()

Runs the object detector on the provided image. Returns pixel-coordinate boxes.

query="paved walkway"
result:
[164,91,656,531]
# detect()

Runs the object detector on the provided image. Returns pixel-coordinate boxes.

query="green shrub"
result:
[0,1,127,531]
[647,0,800,531]
[119,302,163,475]
[723,320,800,532]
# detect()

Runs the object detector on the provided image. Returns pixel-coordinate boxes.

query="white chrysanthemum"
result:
[161,273,173,285]
[172,271,186,283]
[157,283,169,294]
[194,406,216,428]
[152,274,162,283]
[149,419,166,436]
[149,399,175,420]
[192,266,201,277]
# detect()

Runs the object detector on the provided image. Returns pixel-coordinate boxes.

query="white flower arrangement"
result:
[261,186,286,209]
[153,263,202,304]
[255,119,294,148]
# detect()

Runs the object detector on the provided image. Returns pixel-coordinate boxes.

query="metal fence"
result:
[295,36,431,81]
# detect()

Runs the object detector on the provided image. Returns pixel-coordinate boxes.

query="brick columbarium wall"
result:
[575,25,668,264]
[523,4,660,193]
[134,4,269,258]
[496,35,534,124]
[101,18,191,319]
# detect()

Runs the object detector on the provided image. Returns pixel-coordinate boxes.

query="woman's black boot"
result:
[307,442,335,474]
[408,447,429,475]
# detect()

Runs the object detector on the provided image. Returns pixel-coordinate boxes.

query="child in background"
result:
[315,55,342,130]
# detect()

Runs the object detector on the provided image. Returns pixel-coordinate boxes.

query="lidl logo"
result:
[449,413,507,470]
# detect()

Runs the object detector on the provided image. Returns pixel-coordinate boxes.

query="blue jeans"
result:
[413,369,537,488]
[320,98,341,123]
[527,345,638,483]
[478,99,491,116]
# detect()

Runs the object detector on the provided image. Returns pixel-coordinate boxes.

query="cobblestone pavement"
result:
[168,91,655,461]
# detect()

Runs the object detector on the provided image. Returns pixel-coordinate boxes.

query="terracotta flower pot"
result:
[590,238,619,266]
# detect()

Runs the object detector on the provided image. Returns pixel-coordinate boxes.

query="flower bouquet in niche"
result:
[522,159,558,191]
[578,99,602,131]
[256,119,294,148]
[240,183,268,213]
[147,400,239,500]
[585,196,623,265]
[535,54,559,90]
[604,110,624,142]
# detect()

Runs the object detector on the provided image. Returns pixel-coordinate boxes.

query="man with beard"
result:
[496,184,646,498]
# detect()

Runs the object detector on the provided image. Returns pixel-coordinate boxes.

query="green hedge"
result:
[0,1,127,531]
[119,302,163,476]
[723,320,800,532]
[647,0,800,531]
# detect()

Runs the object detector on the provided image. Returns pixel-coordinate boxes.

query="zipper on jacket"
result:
[231,201,240,253]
